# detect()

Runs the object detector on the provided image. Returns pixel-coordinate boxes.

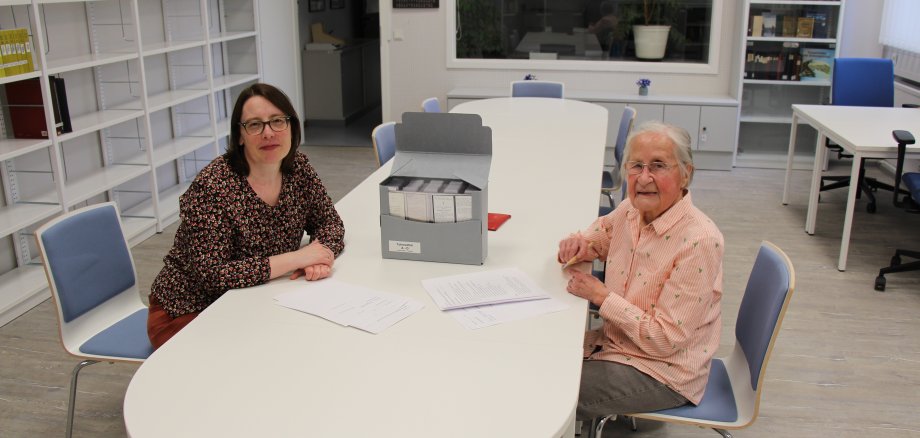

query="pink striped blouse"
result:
[579,193,724,405]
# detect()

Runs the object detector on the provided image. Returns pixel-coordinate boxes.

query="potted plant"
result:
[633,0,672,60]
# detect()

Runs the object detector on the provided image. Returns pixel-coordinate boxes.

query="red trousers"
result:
[147,295,199,350]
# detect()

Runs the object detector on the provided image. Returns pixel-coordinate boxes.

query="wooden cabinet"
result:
[735,0,845,169]
[0,0,261,326]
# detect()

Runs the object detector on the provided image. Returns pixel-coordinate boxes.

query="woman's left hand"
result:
[565,269,608,307]
[290,264,331,281]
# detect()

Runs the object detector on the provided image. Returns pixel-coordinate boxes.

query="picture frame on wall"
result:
[330,0,345,9]
[309,0,325,12]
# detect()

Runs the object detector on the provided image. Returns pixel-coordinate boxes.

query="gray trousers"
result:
[576,360,689,421]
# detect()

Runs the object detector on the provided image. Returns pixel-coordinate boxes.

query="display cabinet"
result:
[0,0,261,326]
[735,0,844,169]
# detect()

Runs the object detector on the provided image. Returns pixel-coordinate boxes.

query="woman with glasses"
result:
[557,121,724,423]
[147,83,345,349]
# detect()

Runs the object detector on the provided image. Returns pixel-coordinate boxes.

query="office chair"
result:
[372,121,397,167]
[601,106,637,211]
[510,80,565,98]
[35,202,154,438]
[421,97,442,113]
[820,58,895,214]
[875,130,920,291]
[590,242,796,438]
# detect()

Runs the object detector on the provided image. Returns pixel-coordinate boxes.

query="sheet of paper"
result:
[421,267,550,310]
[447,297,569,330]
[274,279,423,334]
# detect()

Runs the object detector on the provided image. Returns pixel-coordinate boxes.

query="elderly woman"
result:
[557,121,724,419]
[147,83,345,349]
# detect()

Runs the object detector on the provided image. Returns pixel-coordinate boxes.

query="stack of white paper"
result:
[274,279,424,334]
[421,267,568,329]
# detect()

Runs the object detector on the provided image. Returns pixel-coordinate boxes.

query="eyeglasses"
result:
[626,160,676,176]
[240,116,291,135]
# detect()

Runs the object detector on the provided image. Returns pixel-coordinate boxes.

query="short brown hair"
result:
[227,83,301,176]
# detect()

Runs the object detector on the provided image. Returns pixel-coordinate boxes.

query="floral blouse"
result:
[150,152,345,318]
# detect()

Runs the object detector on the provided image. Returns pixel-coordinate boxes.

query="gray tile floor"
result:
[1,149,919,437]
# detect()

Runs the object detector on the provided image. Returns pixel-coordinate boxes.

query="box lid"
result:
[391,112,492,189]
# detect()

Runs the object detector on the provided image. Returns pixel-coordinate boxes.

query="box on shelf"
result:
[378,112,492,265]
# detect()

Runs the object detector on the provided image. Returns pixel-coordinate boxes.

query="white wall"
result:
[259,0,303,128]
[378,0,884,123]
[380,1,742,122]
[838,0,883,58]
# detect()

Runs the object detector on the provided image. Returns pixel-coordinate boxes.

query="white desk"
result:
[124,98,608,438]
[782,104,920,271]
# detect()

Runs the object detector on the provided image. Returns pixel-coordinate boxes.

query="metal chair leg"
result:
[66,360,99,438]
[629,415,637,431]
[594,414,616,438]
[713,428,732,438]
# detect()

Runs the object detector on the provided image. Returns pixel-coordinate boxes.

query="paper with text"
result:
[421,267,550,310]
[274,279,424,334]
[447,297,569,330]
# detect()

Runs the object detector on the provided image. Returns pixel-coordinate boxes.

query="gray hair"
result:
[620,121,695,187]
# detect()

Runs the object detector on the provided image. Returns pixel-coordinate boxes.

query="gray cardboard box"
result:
[379,112,492,265]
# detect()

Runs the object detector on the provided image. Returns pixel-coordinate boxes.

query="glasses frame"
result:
[240,116,291,136]
[625,160,677,176]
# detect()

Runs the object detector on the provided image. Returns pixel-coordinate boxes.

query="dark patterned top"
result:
[150,152,345,318]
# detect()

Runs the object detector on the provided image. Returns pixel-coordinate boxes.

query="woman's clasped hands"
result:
[289,241,335,281]
[557,235,607,307]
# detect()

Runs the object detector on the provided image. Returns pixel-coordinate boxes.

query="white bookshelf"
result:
[735,0,845,169]
[0,0,261,326]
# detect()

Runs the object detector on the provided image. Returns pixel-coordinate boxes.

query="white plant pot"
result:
[633,25,671,60]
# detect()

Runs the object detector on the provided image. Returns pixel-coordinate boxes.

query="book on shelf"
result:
[0,28,34,77]
[762,12,777,37]
[750,15,763,37]
[799,47,835,82]
[3,76,72,139]
[780,42,801,81]
[782,15,798,38]
[796,17,815,38]
[805,11,829,38]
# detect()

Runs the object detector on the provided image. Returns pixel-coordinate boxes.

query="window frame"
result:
[445,0,723,75]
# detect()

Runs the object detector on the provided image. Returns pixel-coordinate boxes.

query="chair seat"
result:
[903,172,920,202]
[79,309,154,359]
[647,359,737,423]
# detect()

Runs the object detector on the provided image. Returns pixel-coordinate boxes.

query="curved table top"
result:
[124,97,608,438]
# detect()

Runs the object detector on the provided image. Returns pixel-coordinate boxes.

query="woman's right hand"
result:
[558,235,591,266]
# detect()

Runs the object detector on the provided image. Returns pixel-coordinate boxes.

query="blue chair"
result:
[421,97,442,113]
[875,130,920,291]
[591,242,796,438]
[35,202,153,438]
[600,106,637,212]
[372,121,396,167]
[510,80,564,98]
[820,58,895,213]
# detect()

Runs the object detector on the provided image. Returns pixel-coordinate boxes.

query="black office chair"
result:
[874,130,920,291]
[820,58,895,214]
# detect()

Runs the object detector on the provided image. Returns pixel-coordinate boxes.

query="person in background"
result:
[557,121,724,420]
[147,83,345,349]
[585,0,618,53]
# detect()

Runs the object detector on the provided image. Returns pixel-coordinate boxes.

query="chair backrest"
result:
[372,121,397,167]
[510,80,565,98]
[736,242,796,393]
[421,97,441,113]
[832,58,894,108]
[614,106,637,165]
[37,203,137,324]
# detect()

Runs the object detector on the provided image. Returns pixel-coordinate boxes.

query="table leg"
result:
[837,153,862,271]
[782,113,799,205]
[805,131,826,235]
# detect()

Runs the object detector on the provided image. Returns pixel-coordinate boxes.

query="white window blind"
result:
[880,0,920,53]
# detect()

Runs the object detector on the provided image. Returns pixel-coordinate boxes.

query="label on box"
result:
[389,240,421,254]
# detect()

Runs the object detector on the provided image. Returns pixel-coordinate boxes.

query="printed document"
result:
[447,298,568,330]
[274,279,424,334]
[421,267,549,310]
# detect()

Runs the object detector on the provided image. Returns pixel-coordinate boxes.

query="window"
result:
[451,0,718,72]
